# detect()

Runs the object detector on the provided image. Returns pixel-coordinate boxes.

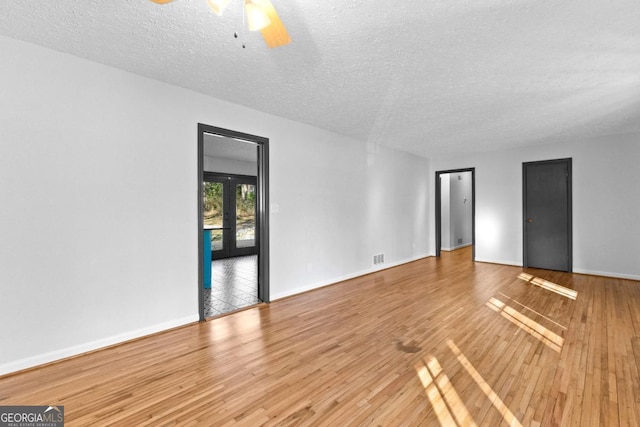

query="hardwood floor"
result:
[2,248,640,426]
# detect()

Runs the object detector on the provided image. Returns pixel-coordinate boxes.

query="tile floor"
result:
[204,255,261,318]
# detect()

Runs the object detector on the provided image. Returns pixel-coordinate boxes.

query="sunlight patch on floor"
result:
[518,273,577,300]
[415,356,477,426]
[498,292,567,331]
[447,340,523,427]
[486,297,564,352]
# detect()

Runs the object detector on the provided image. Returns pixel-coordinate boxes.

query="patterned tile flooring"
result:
[204,255,261,318]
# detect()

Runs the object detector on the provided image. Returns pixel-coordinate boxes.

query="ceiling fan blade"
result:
[256,0,291,48]
[149,0,175,4]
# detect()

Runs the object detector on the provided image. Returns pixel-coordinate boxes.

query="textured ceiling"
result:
[1,0,639,158]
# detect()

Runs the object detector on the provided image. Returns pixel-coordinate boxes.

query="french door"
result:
[203,173,258,259]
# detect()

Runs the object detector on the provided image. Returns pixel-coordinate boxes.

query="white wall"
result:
[269,136,431,298]
[431,134,640,280]
[0,35,431,374]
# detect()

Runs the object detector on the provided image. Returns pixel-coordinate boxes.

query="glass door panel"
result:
[203,181,224,251]
[235,183,256,250]
[203,178,230,259]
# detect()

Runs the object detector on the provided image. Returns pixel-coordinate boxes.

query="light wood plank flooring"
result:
[2,248,640,426]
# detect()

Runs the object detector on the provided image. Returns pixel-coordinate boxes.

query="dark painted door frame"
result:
[522,158,572,272]
[198,124,270,321]
[435,168,476,259]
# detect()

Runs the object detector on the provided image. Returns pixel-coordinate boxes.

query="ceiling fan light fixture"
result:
[149,0,289,47]
[245,1,271,31]
[207,0,232,16]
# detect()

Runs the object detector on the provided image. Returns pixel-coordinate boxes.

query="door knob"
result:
[527,218,534,223]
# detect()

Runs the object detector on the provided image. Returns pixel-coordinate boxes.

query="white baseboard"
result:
[0,314,199,377]
[573,268,640,282]
[441,243,472,252]
[474,258,522,267]
[271,253,433,301]
[473,261,640,282]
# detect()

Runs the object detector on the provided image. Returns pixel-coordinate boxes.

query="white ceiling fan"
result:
[149,0,291,48]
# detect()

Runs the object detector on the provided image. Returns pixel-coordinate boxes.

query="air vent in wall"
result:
[373,254,385,265]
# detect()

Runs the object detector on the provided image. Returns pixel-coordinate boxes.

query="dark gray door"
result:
[523,159,572,272]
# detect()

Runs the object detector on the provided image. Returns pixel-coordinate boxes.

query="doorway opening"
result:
[198,124,269,321]
[435,168,475,259]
